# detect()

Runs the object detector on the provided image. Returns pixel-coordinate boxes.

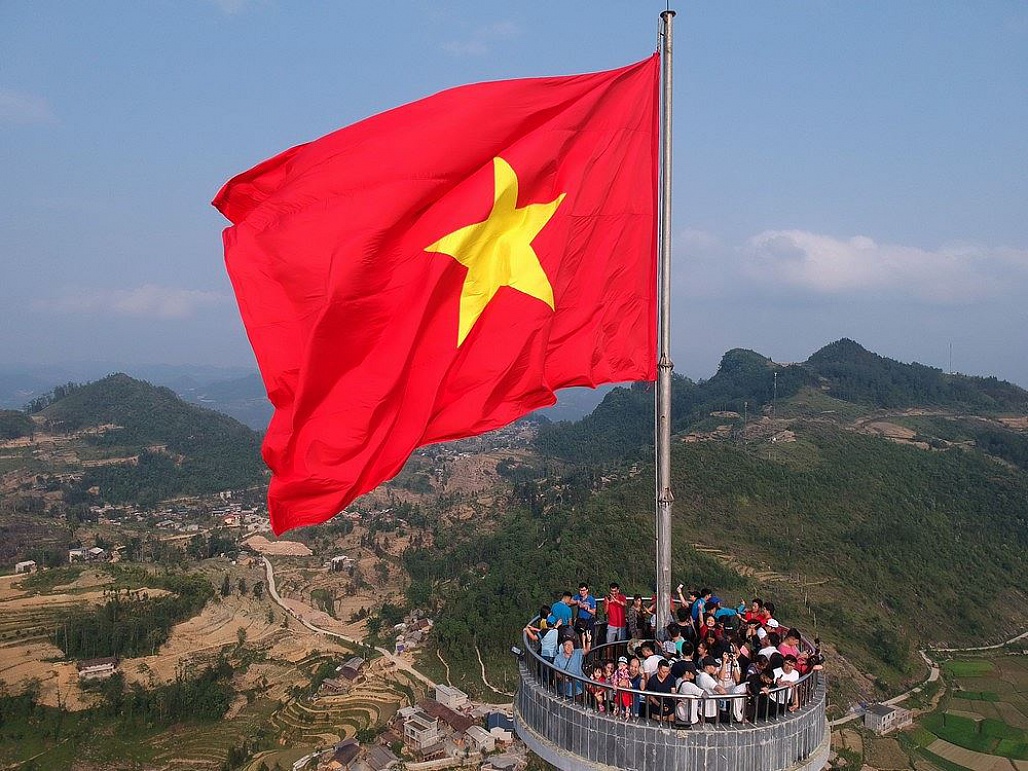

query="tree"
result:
[221,574,231,597]
[237,577,248,596]
[252,581,264,600]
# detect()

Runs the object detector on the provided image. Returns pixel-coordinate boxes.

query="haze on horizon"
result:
[2,3,1026,389]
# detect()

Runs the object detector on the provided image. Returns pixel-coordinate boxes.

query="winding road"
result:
[261,556,436,689]
[828,627,1027,727]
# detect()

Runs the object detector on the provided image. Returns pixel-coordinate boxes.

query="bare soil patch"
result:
[244,535,313,557]
[865,735,911,770]
[862,421,918,440]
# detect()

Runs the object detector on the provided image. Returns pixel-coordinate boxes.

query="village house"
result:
[434,684,470,711]
[320,738,360,770]
[417,698,474,735]
[14,560,36,574]
[351,744,397,771]
[338,656,366,682]
[77,657,118,681]
[330,554,355,573]
[402,709,444,759]
[864,703,912,735]
[464,725,496,754]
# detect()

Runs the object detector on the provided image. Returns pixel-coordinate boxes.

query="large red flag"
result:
[214,55,659,534]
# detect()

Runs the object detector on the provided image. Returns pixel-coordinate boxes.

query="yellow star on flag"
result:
[426,157,565,346]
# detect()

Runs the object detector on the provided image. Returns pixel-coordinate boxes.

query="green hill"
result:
[0,410,33,440]
[28,374,265,506]
[405,340,1028,704]
[805,338,1028,411]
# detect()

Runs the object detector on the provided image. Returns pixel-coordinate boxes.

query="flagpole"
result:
[655,8,675,637]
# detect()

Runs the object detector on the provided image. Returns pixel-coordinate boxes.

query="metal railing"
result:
[521,619,821,729]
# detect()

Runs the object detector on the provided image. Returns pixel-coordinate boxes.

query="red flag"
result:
[214,55,659,533]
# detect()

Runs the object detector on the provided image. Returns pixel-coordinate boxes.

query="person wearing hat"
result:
[758,631,779,661]
[696,656,724,722]
[645,658,676,720]
[611,655,633,718]
[674,660,703,727]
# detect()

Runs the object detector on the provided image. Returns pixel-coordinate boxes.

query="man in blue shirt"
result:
[572,583,597,639]
[549,591,574,627]
[554,637,591,698]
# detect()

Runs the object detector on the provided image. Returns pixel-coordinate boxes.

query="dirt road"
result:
[261,556,436,690]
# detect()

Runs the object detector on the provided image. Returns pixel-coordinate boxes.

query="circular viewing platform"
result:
[514,623,830,771]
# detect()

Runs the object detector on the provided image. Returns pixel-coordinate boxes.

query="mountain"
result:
[405,339,1028,703]
[17,374,266,507]
[805,338,1028,411]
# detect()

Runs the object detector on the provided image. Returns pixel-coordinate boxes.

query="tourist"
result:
[586,664,609,712]
[572,583,597,639]
[627,655,644,717]
[611,655,634,718]
[554,636,590,698]
[695,656,723,723]
[778,628,802,659]
[645,659,676,721]
[674,660,703,727]
[772,655,801,713]
[605,582,628,643]
[639,642,663,679]
[718,646,747,722]
[550,591,574,627]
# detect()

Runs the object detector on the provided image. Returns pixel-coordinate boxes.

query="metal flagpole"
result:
[655,8,675,636]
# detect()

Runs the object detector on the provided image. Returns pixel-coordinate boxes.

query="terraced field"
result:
[143,699,278,771]
[271,658,421,746]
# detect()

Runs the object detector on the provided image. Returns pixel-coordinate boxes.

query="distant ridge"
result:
[805,338,1027,411]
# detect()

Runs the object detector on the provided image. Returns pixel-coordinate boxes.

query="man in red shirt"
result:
[605,582,628,644]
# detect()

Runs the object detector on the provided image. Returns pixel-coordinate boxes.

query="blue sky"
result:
[2,1,1026,387]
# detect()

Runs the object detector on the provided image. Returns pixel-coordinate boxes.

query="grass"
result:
[942,660,994,678]
[918,748,973,771]
[921,712,1028,760]
[16,566,85,593]
[951,690,1001,702]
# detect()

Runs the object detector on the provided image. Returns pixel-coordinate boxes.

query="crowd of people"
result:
[523,583,824,727]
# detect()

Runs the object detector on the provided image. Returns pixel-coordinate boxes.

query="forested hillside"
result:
[18,374,265,506]
[409,340,1028,702]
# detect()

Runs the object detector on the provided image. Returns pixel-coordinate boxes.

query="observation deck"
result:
[513,622,830,771]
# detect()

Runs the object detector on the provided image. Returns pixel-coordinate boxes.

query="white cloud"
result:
[35,285,227,319]
[0,88,55,125]
[441,19,520,57]
[742,230,1028,303]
